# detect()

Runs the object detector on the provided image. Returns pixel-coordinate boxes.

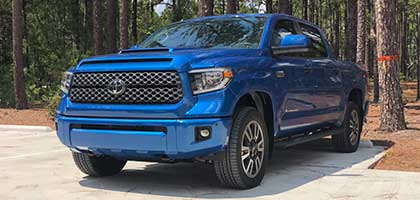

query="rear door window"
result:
[271,20,298,48]
[298,23,328,58]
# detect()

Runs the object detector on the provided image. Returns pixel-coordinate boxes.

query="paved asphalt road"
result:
[1,128,420,200]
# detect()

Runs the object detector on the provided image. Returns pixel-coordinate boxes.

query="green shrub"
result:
[48,93,62,117]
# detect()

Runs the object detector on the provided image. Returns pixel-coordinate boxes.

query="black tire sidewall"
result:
[72,152,126,176]
[231,107,269,187]
[334,101,363,152]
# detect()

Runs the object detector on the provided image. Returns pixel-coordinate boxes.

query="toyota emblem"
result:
[107,79,126,96]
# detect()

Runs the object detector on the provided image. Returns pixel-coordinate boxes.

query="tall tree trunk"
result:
[345,0,357,62]
[12,0,28,109]
[172,0,182,22]
[149,0,154,27]
[83,0,88,40]
[399,0,408,80]
[417,10,420,101]
[198,0,214,16]
[356,0,366,66]
[318,0,322,27]
[83,0,92,54]
[106,0,117,53]
[266,0,273,13]
[309,0,315,22]
[302,0,308,20]
[370,0,380,103]
[375,0,406,131]
[278,0,291,15]
[313,0,318,24]
[71,0,81,51]
[227,0,237,14]
[93,0,103,55]
[366,0,373,75]
[132,0,138,44]
[120,0,129,49]
[289,0,293,15]
[327,0,333,41]
[333,2,340,58]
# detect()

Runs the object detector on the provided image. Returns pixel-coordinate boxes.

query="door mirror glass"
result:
[279,34,311,48]
[272,34,311,56]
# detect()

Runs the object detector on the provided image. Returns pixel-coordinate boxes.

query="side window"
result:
[271,20,297,48]
[299,23,328,58]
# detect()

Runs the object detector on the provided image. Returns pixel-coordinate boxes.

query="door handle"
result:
[303,67,312,74]
[276,70,285,78]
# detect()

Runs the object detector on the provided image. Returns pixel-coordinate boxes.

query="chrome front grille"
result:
[69,71,183,104]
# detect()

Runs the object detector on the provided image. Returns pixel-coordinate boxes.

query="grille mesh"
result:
[69,71,183,104]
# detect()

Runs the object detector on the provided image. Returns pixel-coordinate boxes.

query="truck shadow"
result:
[78,139,384,198]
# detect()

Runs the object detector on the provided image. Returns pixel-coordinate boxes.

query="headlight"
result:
[60,71,73,94]
[189,67,233,95]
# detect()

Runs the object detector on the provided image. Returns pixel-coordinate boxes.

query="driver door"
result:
[271,20,317,134]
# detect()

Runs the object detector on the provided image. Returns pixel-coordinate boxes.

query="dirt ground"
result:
[0,108,55,128]
[363,82,420,172]
[0,82,419,172]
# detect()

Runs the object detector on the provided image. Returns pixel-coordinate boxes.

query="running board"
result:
[274,127,345,149]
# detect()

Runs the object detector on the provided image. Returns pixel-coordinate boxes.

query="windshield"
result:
[139,16,267,49]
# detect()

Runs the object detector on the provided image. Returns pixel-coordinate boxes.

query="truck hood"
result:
[74,48,264,73]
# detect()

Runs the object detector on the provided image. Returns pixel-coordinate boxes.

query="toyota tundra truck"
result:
[56,14,369,189]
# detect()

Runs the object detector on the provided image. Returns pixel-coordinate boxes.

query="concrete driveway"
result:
[1,127,420,200]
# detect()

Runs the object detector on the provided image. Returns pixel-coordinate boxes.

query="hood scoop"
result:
[119,47,173,54]
[80,58,173,65]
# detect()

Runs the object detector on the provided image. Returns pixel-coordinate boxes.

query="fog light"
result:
[195,127,212,142]
[200,129,210,137]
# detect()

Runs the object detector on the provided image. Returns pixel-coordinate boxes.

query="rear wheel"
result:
[72,152,127,177]
[332,101,362,153]
[214,107,269,189]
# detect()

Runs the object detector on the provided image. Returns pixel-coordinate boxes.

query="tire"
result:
[72,152,127,177]
[214,107,269,189]
[332,101,363,153]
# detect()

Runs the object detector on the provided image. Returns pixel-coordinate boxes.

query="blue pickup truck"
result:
[56,14,368,189]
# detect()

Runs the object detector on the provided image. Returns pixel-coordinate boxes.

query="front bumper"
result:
[56,115,231,160]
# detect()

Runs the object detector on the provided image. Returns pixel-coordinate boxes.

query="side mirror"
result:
[272,34,311,55]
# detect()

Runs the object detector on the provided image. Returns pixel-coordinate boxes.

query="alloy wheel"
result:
[241,120,265,178]
[348,110,360,145]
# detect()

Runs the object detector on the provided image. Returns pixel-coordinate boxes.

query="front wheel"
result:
[214,107,269,189]
[72,152,127,177]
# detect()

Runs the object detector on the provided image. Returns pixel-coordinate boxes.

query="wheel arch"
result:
[232,91,275,157]
[348,88,364,111]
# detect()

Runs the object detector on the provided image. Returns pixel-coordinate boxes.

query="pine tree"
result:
[333,1,340,58]
[226,0,237,14]
[370,0,380,103]
[198,0,214,16]
[266,0,273,13]
[120,0,129,49]
[375,0,406,131]
[302,0,308,20]
[93,0,103,55]
[356,0,366,66]
[417,9,420,101]
[106,0,117,53]
[132,0,138,44]
[399,0,408,80]
[278,0,291,15]
[12,0,28,109]
[345,0,357,62]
